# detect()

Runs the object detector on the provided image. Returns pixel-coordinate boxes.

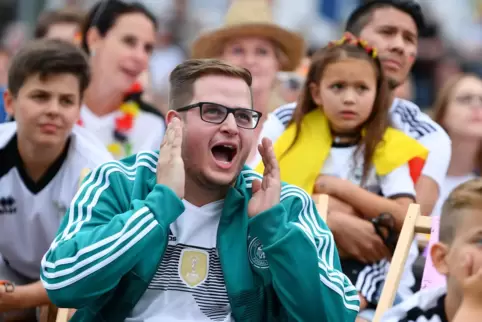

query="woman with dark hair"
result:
[78,0,165,159]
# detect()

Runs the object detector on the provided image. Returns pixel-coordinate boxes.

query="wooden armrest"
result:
[312,194,328,222]
[415,216,431,234]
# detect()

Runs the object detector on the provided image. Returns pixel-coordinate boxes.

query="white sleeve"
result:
[419,131,452,190]
[259,102,297,144]
[389,98,452,189]
[249,102,296,168]
[379,163,416,200]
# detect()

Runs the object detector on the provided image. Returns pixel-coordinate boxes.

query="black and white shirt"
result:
[126,200,233,322]
[0,122,112,279]
[382,286,448,322]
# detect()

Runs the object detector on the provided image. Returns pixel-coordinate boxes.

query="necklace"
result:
[77,82,142,159]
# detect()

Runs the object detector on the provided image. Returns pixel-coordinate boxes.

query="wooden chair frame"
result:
[313,194,329,222]
[372,203,432,322]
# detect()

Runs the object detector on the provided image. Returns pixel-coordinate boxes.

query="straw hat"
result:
[191,0,305,71]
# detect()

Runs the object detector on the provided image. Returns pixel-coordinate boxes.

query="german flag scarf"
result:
[255,109,428,194]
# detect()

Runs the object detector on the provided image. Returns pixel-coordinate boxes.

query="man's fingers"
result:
[259,137,278,176]
[170,117,183,151]
[258,142,271,174]
[262,137,279,176]
[159,121,174,149]
[158,119,183,167]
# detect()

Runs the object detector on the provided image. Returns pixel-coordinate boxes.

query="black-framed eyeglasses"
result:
[176,102,263,129]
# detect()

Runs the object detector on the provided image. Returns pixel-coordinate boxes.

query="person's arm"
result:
[316,163,415,231]
[249,184,360,321]
[40,160,185,308]
[0,281,50,312]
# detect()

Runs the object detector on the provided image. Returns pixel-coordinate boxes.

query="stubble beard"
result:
[387,77,401,91]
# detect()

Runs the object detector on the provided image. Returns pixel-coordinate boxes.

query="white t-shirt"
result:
[126,199,234,322]
[321,143,415,198]
[0,122,112,279]
[80,104,166,159]
[258,99,452,190]
[431,173,477,218]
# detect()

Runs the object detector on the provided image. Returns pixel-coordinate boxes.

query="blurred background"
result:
[0,0,480,110]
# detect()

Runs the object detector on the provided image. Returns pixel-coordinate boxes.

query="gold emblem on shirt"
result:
[179,249,209,288]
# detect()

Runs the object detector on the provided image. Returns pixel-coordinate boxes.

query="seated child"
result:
[383,178,482,321]
[255,33,429,314]
[0,39,112,319]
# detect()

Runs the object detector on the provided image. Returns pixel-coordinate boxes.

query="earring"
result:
[91,49,96,57]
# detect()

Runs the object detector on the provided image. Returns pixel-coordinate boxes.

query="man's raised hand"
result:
[248,138,281,218]
[157,117,185,198]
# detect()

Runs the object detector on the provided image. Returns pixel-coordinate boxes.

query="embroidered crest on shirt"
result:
[248,237,269,269]
[179,249,209,288]
[148,243,231,321]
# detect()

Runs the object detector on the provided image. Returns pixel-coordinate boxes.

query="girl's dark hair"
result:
[288,39,391,185]
[81,0,157,54]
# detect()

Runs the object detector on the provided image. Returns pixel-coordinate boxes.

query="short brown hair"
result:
[440,178,482,244]
[168,59,253,110]
[35,9,85,39]
[8,38,90,98]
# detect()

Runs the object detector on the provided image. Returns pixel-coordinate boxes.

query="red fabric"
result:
[409,157,426,183]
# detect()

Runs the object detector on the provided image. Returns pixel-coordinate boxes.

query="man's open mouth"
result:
[211,144,238,164]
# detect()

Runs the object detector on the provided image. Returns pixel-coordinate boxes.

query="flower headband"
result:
[328,32,378,59]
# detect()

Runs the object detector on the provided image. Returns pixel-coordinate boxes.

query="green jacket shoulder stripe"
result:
[41,151,161,290]
[59,151,158,244]
[41,207,158,290]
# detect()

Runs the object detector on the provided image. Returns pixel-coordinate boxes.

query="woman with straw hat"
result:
[191,0,305,165]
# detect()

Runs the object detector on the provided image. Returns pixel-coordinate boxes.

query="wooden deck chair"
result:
[39,304,69,322]
[40,169,91,322]
[372,203,432,322]
[313,194,329,222]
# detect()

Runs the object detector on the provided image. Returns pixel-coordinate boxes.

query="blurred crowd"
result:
[0,0,481,112]
[0,0,482,321]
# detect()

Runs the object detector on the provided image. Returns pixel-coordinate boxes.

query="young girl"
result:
[256,33,428,315]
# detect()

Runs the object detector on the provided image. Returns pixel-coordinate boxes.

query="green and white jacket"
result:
[40,150,360,321]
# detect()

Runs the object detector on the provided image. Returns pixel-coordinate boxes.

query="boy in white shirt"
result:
[383,178,482,322]
[0,38,112,319]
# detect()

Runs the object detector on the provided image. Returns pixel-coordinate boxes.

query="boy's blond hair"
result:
[440,178,482,244]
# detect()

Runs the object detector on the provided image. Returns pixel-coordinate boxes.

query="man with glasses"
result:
[41,59,359,322]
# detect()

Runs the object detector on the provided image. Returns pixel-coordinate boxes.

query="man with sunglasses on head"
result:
[41,59,359,322]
